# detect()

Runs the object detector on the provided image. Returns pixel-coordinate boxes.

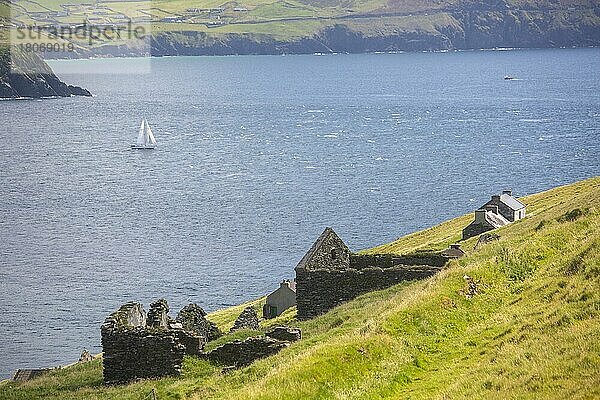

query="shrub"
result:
[557,208,588,223]
[535,220,549,231]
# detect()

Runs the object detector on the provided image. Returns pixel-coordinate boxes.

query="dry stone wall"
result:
[172,328,205,356]
[202,336,289,368]
[350,253,448,269]
[176,303,222,341]
[101,302,186,385]
[296,263,442,319]
[230,307,260,332]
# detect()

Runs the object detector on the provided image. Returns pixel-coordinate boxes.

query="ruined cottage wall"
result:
[296,264,442,320]
[202,336,289,368]
[462,221,493,240]
[101,327,185,385]
[105,302,146,329]
[173,329,205,356]
[101,302,185,385]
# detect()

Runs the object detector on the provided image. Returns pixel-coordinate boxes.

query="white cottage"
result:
[263,280,296,319]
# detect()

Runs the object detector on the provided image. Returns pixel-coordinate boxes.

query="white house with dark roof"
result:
[462,190,526,240]
[263,280,296,319]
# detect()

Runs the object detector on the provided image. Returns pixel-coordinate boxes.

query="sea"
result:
[0,48,599,379]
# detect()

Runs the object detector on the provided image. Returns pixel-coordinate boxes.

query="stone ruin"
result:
[203,336,288,368]
[101,300,302,383]
[146,298,170,328]
[79,349,94,363]
[202,326,301,369]
[265,326,302,342]
[474,232,500,250]
[230,307,260,332]
[101,300,219,385]
[177,303,222,341]
[101,301,185,385]
[295,228,450,320]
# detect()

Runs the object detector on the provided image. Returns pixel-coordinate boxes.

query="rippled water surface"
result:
[1,49,599,378]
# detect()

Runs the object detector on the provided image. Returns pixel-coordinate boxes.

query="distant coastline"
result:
[42,44,599,62]
[38,7,600,60]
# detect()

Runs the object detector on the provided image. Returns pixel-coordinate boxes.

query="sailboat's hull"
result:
[131,144,156,150]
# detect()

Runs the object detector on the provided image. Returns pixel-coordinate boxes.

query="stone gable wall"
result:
[176,303,222,341]
[300,230,351,271]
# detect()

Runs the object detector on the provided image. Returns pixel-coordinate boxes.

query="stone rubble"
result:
[265,326,302,342]
[202,336,289,368]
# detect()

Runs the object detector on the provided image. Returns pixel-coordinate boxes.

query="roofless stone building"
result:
[101,300,220,384]
[295,228,448,320]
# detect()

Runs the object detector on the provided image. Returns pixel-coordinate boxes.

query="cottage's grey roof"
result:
[499,193,526,210]
[295,227,335,271]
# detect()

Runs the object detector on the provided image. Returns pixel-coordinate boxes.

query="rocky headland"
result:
[0,46,91,98]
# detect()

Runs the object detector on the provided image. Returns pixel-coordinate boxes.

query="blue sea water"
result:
[0,48,599,379]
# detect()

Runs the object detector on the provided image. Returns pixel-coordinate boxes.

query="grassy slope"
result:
[4,0,600,43]
[1,176,598,400]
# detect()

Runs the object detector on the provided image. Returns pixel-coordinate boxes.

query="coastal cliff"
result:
[0,46,91,98]
[42,6,600,58]
[149,9,600,56]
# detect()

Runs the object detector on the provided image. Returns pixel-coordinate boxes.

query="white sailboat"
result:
[131,118,156,149]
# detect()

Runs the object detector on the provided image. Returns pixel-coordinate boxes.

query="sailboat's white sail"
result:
[132,118,156,149]
[146,121,156,145]
[136,119,146,146]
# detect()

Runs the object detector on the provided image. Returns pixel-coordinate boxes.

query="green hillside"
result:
[2,0,600,55]
[1,176,599,399]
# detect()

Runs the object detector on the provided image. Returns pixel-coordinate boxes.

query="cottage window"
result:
[331,248,337,260]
